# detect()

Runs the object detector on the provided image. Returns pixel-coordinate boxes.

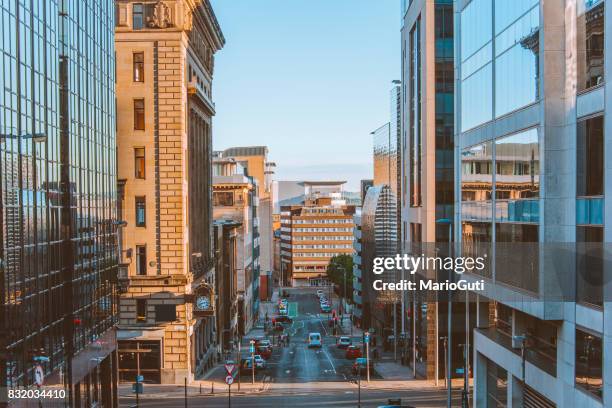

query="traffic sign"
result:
[249,340,256,353]
[34,364,44,387]
[225,375,234,385]
[132,382,144,394]
[364,332,370,344]
[136,375,144,382]
[225,364,235,375]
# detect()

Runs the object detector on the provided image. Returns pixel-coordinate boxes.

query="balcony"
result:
[187,79,215,114]
[476,326,556,377]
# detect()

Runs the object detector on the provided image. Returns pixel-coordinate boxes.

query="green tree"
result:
[326,254,354,302]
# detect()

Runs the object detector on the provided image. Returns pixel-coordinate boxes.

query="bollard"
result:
[199,383,202,394]
[211,381,214,394]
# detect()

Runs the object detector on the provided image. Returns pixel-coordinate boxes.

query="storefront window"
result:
[577,115,604,196]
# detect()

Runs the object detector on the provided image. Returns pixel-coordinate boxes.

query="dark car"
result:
[257,346,272,359]
[273,315,293,324]
[240,358,258,374]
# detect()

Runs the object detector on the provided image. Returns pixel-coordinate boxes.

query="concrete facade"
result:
[115,0,224,384]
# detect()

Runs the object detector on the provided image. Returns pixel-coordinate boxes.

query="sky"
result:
[209,0,401,191]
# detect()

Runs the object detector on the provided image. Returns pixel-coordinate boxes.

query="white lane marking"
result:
[318,318,328,336]
[322,347,337,374]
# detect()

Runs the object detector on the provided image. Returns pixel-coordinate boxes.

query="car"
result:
[308,332,322,348]
[320,304,331,313]
[258,339,272,349]
[257,347,272,359]
[240,358,258,374]
[352,357,374,375]
[274,315,293,323]
[345,345,362,359]
[337,336,351,349]
[316,290,324,297]
[253,355,266,369]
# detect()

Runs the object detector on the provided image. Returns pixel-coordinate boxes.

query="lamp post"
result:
[436,218,453,408]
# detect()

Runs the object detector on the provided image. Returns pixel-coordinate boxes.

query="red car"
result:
[345,345,362,359]
[257,346,272,359]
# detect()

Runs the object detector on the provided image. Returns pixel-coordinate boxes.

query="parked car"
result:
[320,304,331,313]
[352,357,374,375]
[274,322,285,332]
[337,336,352,349]
[316,290,324,297]
[345,345,362,359]
[307,332,322,348]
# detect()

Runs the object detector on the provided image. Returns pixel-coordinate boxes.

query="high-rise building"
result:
[213,157,260,336]
[280,182,356,287]
[0,1,119,406]
[114,0,224,384]
[400,0,455,380]
[455,0,609,406]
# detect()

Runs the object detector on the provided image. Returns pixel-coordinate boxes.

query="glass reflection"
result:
[577,0,604,91]
[461,142,493,220]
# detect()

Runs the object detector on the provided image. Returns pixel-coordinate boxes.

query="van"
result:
[308,332,322,348]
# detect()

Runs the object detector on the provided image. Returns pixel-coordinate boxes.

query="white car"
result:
[308,332,322,348]
[253,355,266,369]
[316,290,324,297]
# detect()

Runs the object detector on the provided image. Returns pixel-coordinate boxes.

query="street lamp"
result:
[436,218,452,408]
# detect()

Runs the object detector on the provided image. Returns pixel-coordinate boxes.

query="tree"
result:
[326,254,354,302]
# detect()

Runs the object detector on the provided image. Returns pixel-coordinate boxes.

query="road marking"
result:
[318,318,328,336]
[322,347,337,374]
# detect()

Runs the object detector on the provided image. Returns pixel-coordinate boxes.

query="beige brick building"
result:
[114,0,224,384]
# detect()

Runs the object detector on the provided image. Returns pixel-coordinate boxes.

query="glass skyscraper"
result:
[0,1,118,406]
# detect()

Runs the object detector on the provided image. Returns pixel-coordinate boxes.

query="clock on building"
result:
[196,295,210,311]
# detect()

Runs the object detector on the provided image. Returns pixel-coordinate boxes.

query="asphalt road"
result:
[119,287,456,407]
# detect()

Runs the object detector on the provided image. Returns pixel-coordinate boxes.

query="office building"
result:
[280,182,356,286]
[217,147,275,304]
[455,0,609,407]
[0,1,119,406]
[114,0,224,384]
[213,157,260,335]
[400,0,456,380]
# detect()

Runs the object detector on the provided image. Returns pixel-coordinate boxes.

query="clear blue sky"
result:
[210,0,400,190]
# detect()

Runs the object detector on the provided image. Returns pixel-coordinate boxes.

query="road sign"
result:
[225,375,234,385]
[34,364,44,387]
[136,375,144,382]
[225,364,235,375]
[249,340,255,353]
[132,382,144,394]
[364,332,370,344]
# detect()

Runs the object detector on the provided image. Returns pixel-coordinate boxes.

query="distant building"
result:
[280,182,356,286]
[217,147,275,303]
[213,158,260,335]
[213,220,241,351]
[360,179,374,203]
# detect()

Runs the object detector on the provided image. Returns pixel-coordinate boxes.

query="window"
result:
[577,0,604,91]
[133,3,144,30]
[577,116,604,196]
[213,191,234,206]
[134,99,145,130]
[136,245,147,275]
[136,299,147,322]
[135,197,146,227]
[155,305,177,322]
[575,327,602,399]
[409,17,422,207]
[133,52,144,82]
[486,358,508,407]
[495,223,539,292]
[134,147,145,179]
[576,226,603,307]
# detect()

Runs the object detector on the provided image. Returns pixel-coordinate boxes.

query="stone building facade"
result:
[114,0,224,384]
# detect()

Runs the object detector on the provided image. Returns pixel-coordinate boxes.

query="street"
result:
[119,288,458,407]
